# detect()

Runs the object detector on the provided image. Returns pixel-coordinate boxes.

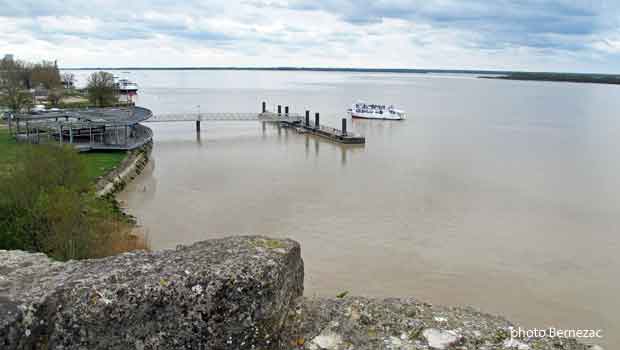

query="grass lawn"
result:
[0,128,126,183]
[82,151,127,183]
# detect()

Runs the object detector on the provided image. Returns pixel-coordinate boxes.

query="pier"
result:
[9,102,365,148]
[148,102,366,144]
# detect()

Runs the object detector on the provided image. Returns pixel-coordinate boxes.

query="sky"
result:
[1,0,619,73]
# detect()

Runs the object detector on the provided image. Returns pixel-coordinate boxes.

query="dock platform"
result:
[260,112,366,144]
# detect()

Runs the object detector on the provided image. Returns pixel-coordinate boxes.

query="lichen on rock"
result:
[0,236,599,350]
[0,236,303,350]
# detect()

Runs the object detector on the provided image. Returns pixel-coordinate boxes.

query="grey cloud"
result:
[284,0,617,51]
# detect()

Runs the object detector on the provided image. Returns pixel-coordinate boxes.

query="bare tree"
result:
[31,60,61,89]
[87,71,118,107]
[48,88,64,106]
[61,72,75,89]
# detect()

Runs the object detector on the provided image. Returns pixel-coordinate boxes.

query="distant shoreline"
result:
[60,67,620,85]
[481,72,620,85]
[61,67,506,74]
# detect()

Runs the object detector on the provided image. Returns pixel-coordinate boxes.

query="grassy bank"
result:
[83,151,127,183]
[0,128,148,260]
[0,129,125,182]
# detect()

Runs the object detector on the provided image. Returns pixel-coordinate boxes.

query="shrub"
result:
[0,144,148,260]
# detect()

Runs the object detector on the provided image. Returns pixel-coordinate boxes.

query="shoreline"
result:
[95,141,152,197]
[94,141,153,248]
[480,73,620,85]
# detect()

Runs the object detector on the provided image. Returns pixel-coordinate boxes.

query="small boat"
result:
[348,102,405,120]
[115,77,139,104]
[116,79,138,93]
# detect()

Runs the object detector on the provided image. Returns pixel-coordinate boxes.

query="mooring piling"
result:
[315,113,320,128]
[305,110,310,126]
[262,101,266,113]
[342,118,347,135]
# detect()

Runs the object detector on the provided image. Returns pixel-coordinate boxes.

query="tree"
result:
[48,87,64,106]
[87,71,118,107]
[31,60,61,90]
[61,72,75,89]
[0,57,33,112]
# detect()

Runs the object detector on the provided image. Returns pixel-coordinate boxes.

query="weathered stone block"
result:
[0,236,303,350]
[281,297,593,350]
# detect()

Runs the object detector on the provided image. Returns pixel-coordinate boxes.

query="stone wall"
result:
[95,141,152,197]
[0,237,599,350]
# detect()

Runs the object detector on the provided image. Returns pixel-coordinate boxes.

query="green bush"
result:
[0,144,139,260]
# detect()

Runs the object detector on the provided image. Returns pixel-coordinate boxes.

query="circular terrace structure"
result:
[10,107,153,152]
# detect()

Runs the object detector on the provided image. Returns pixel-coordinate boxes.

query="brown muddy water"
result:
[77,69,620,348]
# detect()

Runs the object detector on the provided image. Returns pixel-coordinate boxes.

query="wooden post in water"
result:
[342,118,347,135]
[315,113,320,129]
[277,105,282,116]
[196,120,201,133]
[285,106,289,116]
[305,111,310,126]
[262,101,266,113]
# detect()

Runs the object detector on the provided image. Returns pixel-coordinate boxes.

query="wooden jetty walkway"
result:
[148,103,366,144]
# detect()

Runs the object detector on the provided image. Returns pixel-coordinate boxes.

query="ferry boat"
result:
[348,102,406,120]
[115,77,139,104]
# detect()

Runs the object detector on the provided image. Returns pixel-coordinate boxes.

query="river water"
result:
[72,70,619,347]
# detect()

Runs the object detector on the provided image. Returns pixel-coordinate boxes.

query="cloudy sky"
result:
[1,0,619,73]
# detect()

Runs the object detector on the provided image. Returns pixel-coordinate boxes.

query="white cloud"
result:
[0,0,618,72]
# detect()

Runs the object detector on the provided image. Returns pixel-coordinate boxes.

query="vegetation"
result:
[0,128,20,177]
[87,71,119,107]
[483,72,620,85]
[0,56,126,112]
[0,129,147,260]
[83,151,127,183]
[0,56,66,110]
[0,57,33,112]
[61,72,75,88]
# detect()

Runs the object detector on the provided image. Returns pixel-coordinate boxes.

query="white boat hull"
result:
[350,111,405,120]
[349,102,406,120]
